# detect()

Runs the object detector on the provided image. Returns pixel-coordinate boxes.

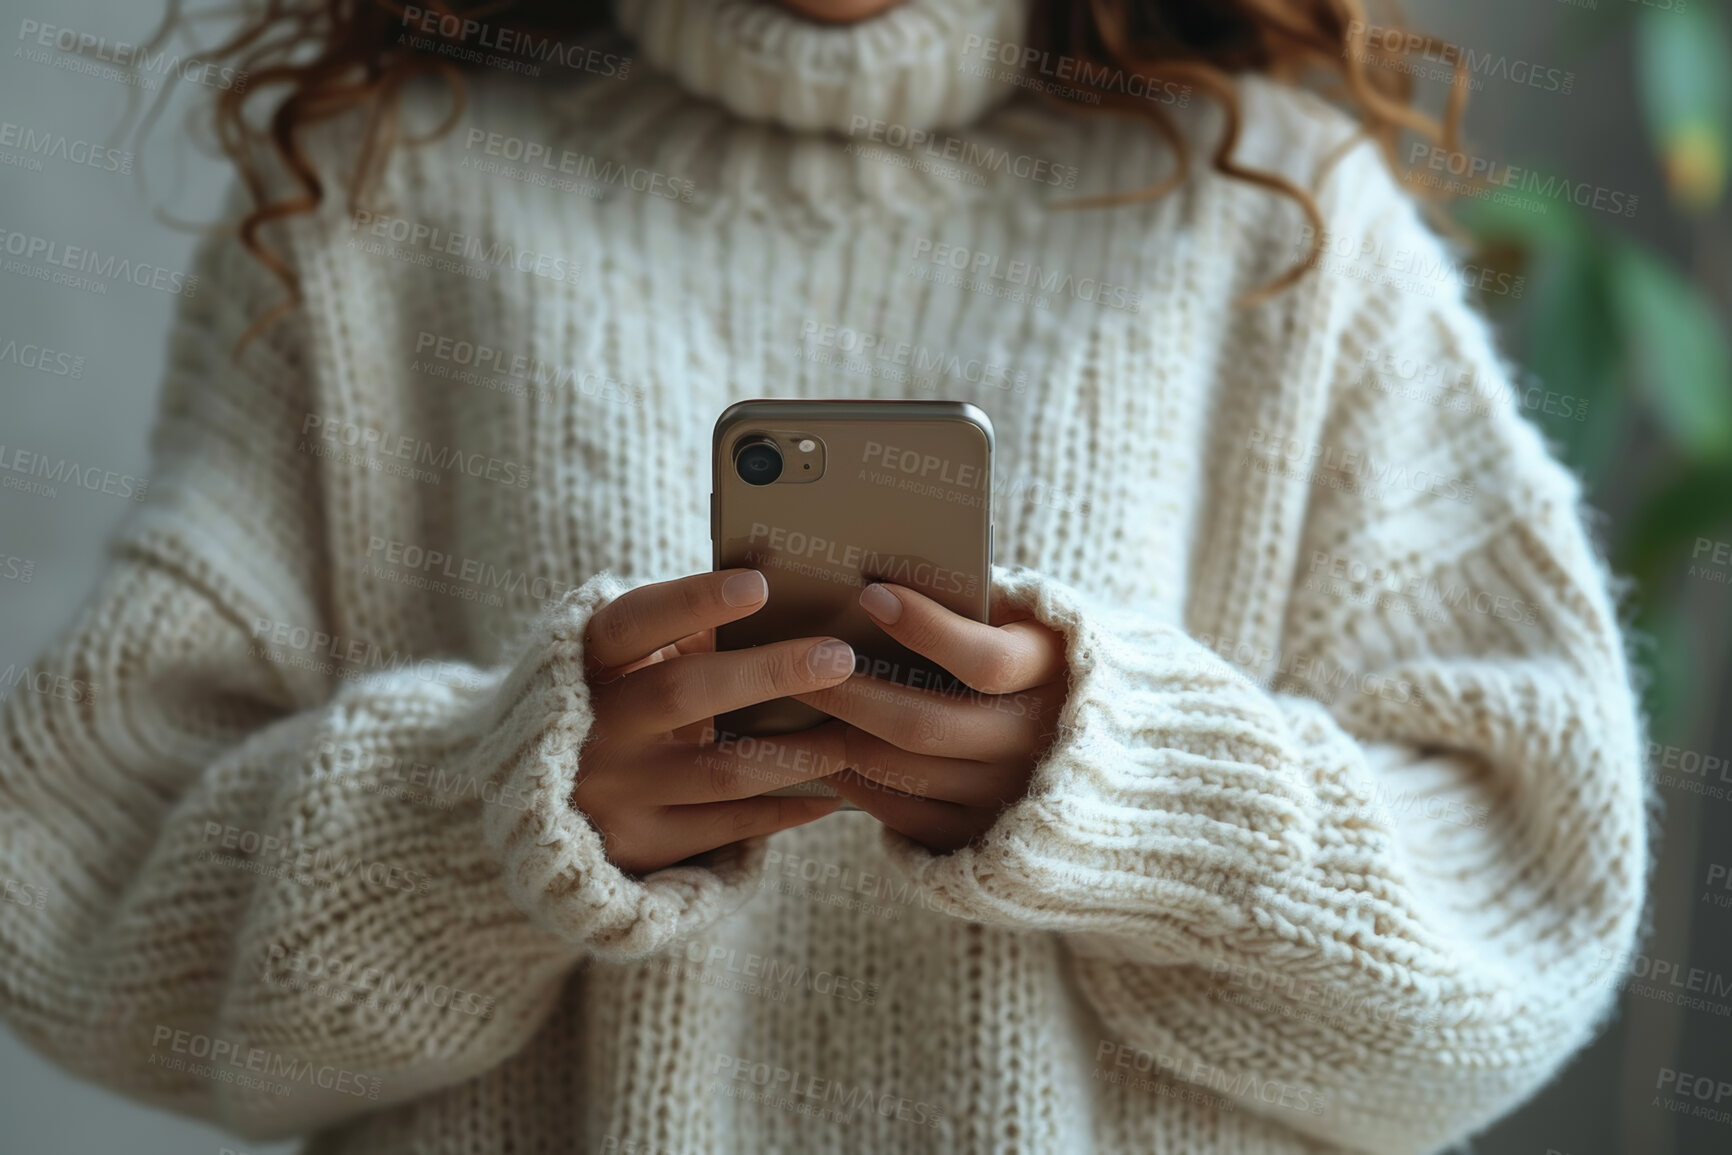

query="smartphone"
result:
[710,399,994,800]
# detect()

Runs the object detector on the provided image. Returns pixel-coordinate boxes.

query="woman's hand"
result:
[792,582,1070,853]
[577,569,857,875]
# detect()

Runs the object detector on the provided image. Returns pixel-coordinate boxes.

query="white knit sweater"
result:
[0,0,1650,1151]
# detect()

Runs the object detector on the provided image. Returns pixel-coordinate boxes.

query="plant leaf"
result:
[1617,461,1732,591]
[1634,5,1732,210]
[1605,241,1732,460]
[1522,241,1625,483]
[1451,182,1586,251]
[1633,593,1698,742]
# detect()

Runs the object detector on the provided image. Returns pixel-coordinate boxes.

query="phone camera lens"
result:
[735,438,783,485]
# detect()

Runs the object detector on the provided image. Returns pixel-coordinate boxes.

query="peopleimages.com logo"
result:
[461,129,695,202]
[2,878,48,910]
[0,663,96,705]
[845,115,1077,188]
[1405,143,1638,218]
[745,523,979,597]
[397,5,631,79]
[349,210,580,283]
[908,238,1142,312]
[1345,21,1574,94]
[797,319,1029,394]
[298,413,532,488]
[148,1027,381,1099]
[15,19,249,91]
[0,336,84,378]
[0,443,148,501]
[199,822,435,895]
[0,119,132,176]
[0,227,197,296]
[708,1054,946,1129]
[957,34,1191,107]
[1297,224,1524,299]
[259,942,498,1019]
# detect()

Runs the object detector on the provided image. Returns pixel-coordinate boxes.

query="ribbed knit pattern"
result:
[0,1,1648,1152]
[617,0,1025,132]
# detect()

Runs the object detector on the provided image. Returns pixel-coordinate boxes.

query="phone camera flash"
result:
[798,439,816,452]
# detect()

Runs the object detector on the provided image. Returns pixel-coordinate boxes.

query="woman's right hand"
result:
[577,568,856,875]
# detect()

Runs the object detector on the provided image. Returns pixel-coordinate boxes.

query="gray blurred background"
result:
[0,1,1725,1152]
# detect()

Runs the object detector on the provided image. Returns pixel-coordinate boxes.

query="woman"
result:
[0,0,1649,1152]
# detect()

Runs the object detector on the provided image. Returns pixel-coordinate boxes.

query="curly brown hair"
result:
[143,0,1467,343]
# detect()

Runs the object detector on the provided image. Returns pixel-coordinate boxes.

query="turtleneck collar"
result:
[612,0,1032,135]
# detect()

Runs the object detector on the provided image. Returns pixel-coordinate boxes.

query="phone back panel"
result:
[711,399,994,745]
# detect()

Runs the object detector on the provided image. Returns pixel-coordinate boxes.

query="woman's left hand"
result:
[790,581,1069,853]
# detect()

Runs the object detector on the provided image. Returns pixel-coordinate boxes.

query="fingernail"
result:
[722,570,767,607]
[859,583,902,624]
[806,639,855,679]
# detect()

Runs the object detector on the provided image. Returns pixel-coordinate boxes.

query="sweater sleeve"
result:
[876,176,1650,1151]
[0,221,758,1141]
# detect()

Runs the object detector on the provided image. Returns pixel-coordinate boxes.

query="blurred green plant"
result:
[1452,2,1732,736]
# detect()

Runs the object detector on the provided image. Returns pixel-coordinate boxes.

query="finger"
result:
[585,569,768,677]
[669,717,712,745]
[858,582,1066,695]
[613,625,716,682]
[604,636,856,736]
[672,629,714,655]
[638,720,851,804]
[668,631,716,743]
[610,639,683,679]
[668,716,710,744]
[842,725,1011,808]
[654,794,844,863]
[791,675,1038,762]
[825,770,981,852]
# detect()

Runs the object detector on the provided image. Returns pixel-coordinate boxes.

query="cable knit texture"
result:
[0,0,1647,1151]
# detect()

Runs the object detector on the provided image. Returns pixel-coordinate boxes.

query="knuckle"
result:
[602,815,649,869]
[897,613,945,659]
[586,674,622,718]
[591,593,641,658]
[968,646,1022,696]
[571,773,615,823]
[818,724,848,776]
[730,801,766,836]
[638,664,695,724]
[754,645,806,698]
[704,748,742,797]
[882,709,926,753]
[575,718,615,768]
[910,701,958,751]
[842,724,874,771]
[675,574,714,623]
